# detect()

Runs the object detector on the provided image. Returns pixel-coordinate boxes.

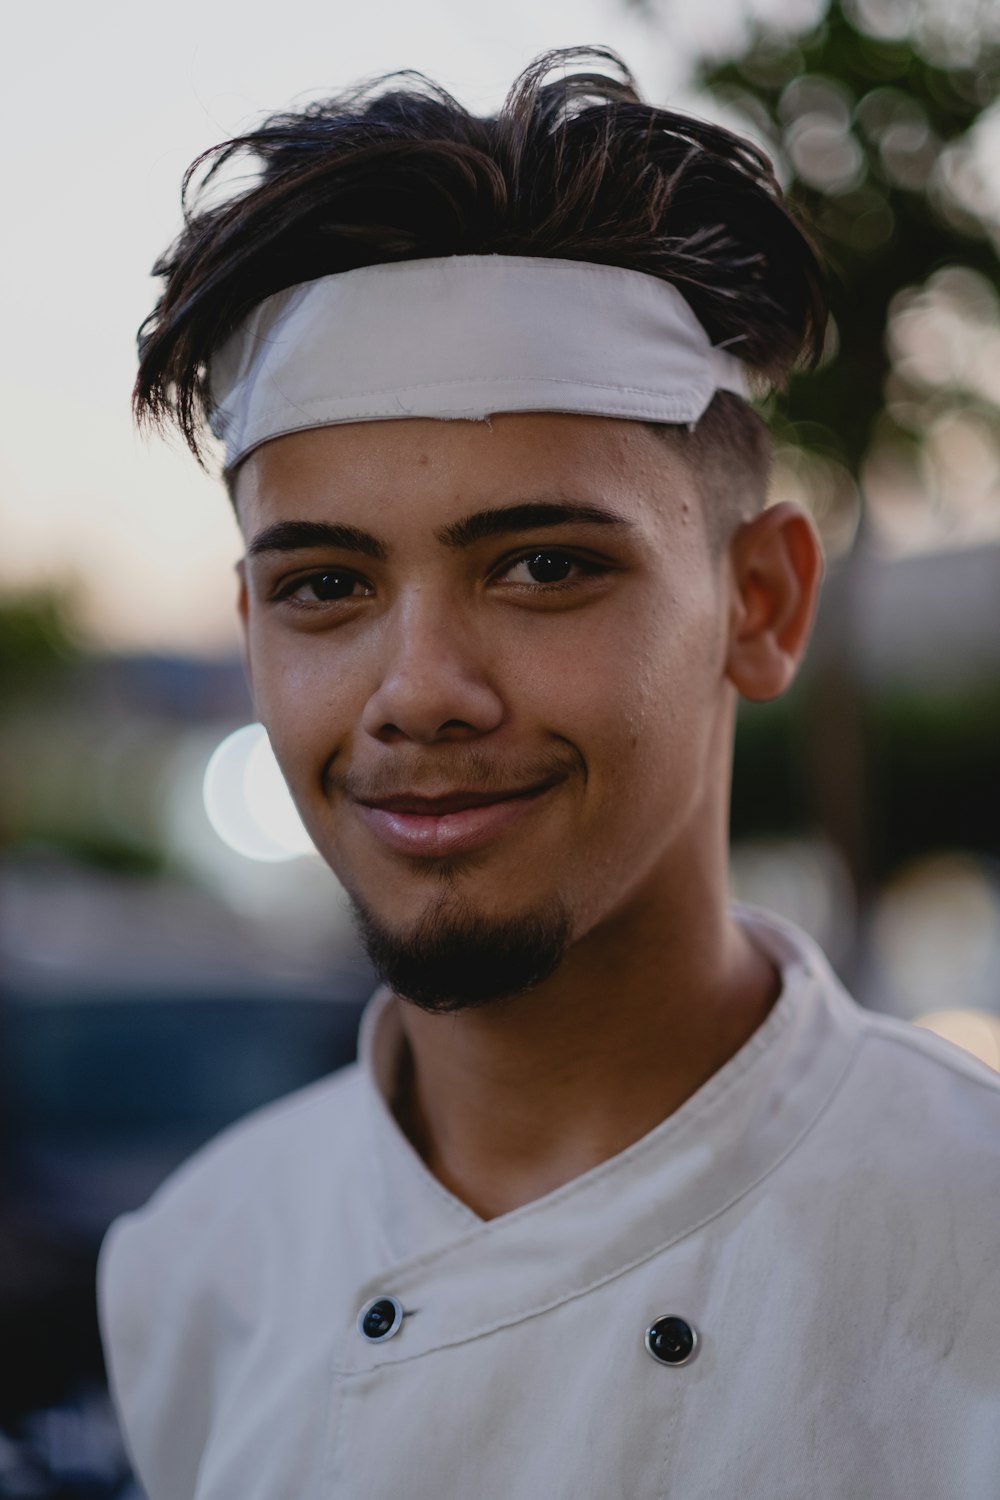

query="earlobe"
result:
[725,502,824,702]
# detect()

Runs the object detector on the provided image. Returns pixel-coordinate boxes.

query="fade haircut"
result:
[133,46,827,540]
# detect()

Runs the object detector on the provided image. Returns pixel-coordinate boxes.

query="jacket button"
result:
[645,1314,698,1366]
[358,1295,404,1342]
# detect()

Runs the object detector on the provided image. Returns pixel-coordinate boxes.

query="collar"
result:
[344,906,863,1372]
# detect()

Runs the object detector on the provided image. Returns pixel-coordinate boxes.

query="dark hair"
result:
[134,46,826,529]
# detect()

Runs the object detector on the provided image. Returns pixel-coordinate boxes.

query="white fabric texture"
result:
[207,255,750,472]
[98,907,1000,1500]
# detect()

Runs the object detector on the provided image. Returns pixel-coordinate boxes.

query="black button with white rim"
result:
[645,1314,698,1366]
[358,1295,405,1342]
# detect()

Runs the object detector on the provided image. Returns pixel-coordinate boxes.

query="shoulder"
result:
[98,1061,369,1491]
[853,1004,1000,1124]
[97,1060,367,1496]
[746,902,1000,1140]
[100,1057,365,1278]
[816,1000,1000,1205]
[98,1060,366,1367]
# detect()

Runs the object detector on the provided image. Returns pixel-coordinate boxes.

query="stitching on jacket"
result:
[333,1026,864,1373]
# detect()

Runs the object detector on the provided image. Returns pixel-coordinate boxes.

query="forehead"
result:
[232,412,697,540]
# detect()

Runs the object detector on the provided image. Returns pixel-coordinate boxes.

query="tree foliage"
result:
[646,1,1000,525]
[0,589,80,702]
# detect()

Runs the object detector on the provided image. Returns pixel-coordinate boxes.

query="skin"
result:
[234,412,823,1220]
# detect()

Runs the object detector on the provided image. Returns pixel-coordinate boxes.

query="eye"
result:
[277,569,371,606]
[500,550,606,586]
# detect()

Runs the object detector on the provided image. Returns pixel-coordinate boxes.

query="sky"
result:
[2,0,815,654]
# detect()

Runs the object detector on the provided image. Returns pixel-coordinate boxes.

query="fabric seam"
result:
[334,1025,865,1372]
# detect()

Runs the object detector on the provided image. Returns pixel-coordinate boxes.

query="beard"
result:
[350,886,572,1014]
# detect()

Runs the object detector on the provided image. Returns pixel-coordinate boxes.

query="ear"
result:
[725,502,824,702]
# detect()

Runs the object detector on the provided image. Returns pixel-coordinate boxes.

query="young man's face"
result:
[235,413,739,1007]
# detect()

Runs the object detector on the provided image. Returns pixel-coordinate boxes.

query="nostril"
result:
[375,717,481,744]
[360,660,506,744]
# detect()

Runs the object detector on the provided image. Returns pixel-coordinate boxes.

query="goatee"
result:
[351,891,572,1013]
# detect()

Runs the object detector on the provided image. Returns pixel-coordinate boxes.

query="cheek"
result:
[245,619,367,783]
[558,583,726,835]
[575,581,721,737]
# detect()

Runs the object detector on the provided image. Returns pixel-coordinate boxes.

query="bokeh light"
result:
[846,0,1000,70]
[768,442,862,558]
[913,1007,1000,1071]
[203,723,316,863]
[164,725,356,964]
[864,265,1000,553]
[887,267,1000,404]
[780,75,865,194]
[871,853,1000,1018]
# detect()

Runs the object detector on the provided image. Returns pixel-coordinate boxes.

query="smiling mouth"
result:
[352,776,564,858]
[358,777,562,817]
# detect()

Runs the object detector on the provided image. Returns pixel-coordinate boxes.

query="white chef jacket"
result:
[98,907,1000,1500]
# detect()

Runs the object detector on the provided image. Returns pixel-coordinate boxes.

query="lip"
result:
[354,778,562,858]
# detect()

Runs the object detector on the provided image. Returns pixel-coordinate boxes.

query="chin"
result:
[349,887,573,1014]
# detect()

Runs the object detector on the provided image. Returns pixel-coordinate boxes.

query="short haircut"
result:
[133,47,827,537]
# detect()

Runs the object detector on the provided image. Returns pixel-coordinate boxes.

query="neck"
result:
[389,872,780,1222]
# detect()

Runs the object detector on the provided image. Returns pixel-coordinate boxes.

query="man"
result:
[99,47,1000,1499]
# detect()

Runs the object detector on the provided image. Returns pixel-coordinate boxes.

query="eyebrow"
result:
[247,520,389,561]
[247,501,634,562]
[437,501,634,549]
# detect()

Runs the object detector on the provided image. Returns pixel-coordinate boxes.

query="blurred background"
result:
[3,0,1000,1493]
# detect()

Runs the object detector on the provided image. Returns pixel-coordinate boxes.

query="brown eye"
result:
[501,550,607,587]
[277,569,368,605]
[308,571,359,600]
[524,551,574,583]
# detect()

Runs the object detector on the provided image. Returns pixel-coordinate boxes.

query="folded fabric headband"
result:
[208,254,750,472]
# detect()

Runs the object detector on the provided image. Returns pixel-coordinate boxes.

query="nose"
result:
[360,591,506,745]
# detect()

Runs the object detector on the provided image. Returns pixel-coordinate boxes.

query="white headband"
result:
[208,254,750,472]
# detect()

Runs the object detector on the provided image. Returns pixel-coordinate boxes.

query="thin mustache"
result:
[331,745,583,804]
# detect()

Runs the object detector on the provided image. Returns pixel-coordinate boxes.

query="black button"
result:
[358,1295,404,1342]
[645,1315,698,1366]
